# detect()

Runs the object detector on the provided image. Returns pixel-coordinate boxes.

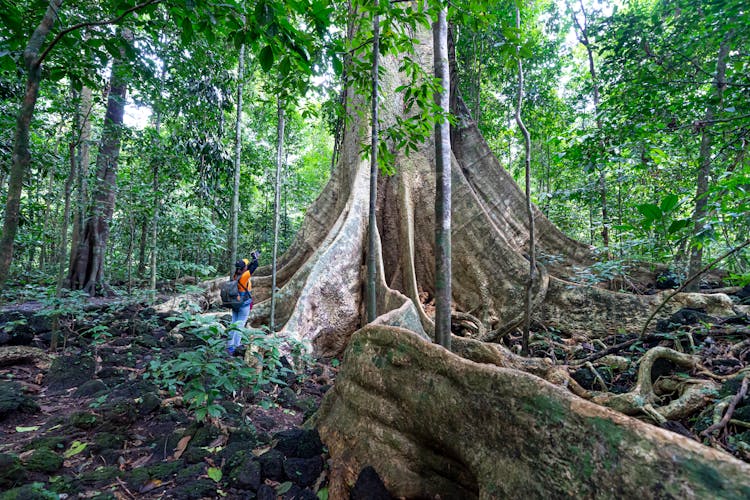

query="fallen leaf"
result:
[251,445,272,457]
[130,453,153,469]
[172,435,192,460]
[15,425,40,432]
[139,479,163,494]
[63,440,88,458]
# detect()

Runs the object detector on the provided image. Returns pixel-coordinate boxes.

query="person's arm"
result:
[248,252,259,274]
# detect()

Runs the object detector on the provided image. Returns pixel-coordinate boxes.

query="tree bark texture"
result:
[0,0,64,289]
[68,33,130,295]
[367,4,380,324]
[315,326,750,499]
[433,8,451,350]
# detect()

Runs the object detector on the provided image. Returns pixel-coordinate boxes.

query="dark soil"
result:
[0,298,336,499]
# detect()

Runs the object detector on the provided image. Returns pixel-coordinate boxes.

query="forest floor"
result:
[0,283,749,499]
[0,295,338,500]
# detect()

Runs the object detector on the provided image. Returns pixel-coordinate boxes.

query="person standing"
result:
[227,250,259,355]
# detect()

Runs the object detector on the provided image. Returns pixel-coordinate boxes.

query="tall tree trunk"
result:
[433,7,451,350]
[514,6,535,357]
[366,3,380,323]
[150,64,166,293]
[270,98,285,333]
[68,31,130,295]
[229,44,245,272]
[68,85,93,285]
[0,0,64,289]
[568,0,609,253]
[137,217,148,278]
[686,31,733,291]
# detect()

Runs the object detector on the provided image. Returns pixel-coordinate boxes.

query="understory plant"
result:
[145,312,300,421]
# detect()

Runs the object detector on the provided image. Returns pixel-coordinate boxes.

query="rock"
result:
[656,307,715,331]
[74,379,108,397]
[0,453,26,489]
[0,381,39,420]
[351,466,393,500]
[655,270,680,290]
[46,355,95,395]
[258,449,285,481]
[168,478,217,499]
[283,456,323,487]
[0,482,57,499]
[69,411,100,430]
[281,484,317,500]
[273,429,324,459]
[228,455,262,491]
[139,391,162,415]
[24,448,63,473]
[256,484,277,500]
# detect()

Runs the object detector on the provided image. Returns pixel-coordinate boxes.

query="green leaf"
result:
[181,18,194,45]
[15,426,40,432]
[660,194,679,213]
[63,440,87,458]
[317,487,329,500]
[668,219,690,234]
[277,482,293,494]
[259,45,274,72]
[636,203,662,221]
[207,466,222,482]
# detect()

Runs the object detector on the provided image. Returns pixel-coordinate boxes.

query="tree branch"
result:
[36,0,163,66]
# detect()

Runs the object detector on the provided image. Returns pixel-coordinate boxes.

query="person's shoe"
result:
[227,346,236,356]
[233,346,246,358]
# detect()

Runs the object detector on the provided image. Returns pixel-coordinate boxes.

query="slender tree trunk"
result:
[68,30,130,295]
[569,0,609,254]
[686,31,732,291]
[68,85,93,285]
[270,98,285,332]
[433,7,451,350]
[514,6,535,357]
[229,44,245,272]
[0,0,64,289]
[366,3,380,323]
[137,218,147,277]
[150,64,166,293]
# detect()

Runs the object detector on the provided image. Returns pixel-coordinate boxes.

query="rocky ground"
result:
[0,297,345,500]
[1,283,749,499]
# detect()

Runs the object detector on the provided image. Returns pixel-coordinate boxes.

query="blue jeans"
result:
[228,299,252,349]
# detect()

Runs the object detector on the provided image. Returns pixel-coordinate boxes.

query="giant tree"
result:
[204,3,749,495]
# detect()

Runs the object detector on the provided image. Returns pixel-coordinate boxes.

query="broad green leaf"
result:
[259,45,274,72]
[636,203,662,221]
[207,467,222,482]
[660,194,679,213]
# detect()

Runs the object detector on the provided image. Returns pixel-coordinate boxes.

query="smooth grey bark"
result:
[367,4,380,323]
[433,8,451,350]
[0,0,64,289]
[229,44,245,272]
[270,98,285,332]
[514,6,535,356]
[150,65,166,292]
[686,31,733,291]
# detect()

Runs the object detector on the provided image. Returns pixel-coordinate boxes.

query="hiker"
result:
[227,250,259,355]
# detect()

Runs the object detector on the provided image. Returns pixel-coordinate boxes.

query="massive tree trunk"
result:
[244,24,732,351]
[170,17,746,496]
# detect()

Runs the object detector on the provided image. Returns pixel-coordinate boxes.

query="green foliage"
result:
[145,312,301,422]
